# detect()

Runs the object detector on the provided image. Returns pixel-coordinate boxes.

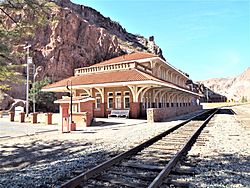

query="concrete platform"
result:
[0,116,59,139]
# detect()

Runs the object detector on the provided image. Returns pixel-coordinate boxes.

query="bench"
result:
[108,110,129,118]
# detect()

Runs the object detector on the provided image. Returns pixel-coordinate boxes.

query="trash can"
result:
[45,113,53,125]
[31,112,38,124]
[9,111,14,122]
[19,112,25,123]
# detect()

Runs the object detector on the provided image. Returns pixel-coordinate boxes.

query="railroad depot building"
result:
[42,52,203,125]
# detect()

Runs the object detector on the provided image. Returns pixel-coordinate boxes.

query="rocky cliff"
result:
[199,67,250,101]
[0,0,165,108]
[2,0,164,99]
[13,0,163,82]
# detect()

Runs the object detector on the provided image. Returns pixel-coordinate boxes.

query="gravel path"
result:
[184,105,250,187]
[0,111,202,188]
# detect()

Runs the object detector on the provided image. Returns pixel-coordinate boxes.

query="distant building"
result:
[200,87,227,103]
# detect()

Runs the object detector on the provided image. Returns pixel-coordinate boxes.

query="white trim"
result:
[43,80,203,97]
[115,96,122,109]
[54,97,95,104]
[95,96,101,109]
[108,92,113,96]
[156,57,189,79]
[107,96,113,109]
[90,57,159,67]
[72,103,78,113]
[123,96,130,109]
[115,91,121,96]
[124,91,130,95]
[95,88,105,103]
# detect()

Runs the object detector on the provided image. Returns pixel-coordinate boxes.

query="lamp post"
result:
[24,44,32,117]
[33,64,36,113]
[66,80,73,125]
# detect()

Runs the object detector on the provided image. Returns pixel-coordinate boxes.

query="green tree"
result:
[0,0,58,89]
[29,77,57,112]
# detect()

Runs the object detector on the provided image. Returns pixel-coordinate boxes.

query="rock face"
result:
[199,67,250,101]
[22,0,164,82]
[2,0,164,99]
[0,91,15,111]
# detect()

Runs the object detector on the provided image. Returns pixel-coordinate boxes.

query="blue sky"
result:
[71,0,250,81]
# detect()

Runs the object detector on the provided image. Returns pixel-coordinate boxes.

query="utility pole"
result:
[24,44,32,117]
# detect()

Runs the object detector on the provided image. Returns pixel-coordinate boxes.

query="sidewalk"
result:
[0,117,59,139]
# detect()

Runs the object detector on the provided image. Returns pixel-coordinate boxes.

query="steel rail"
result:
[148,108,218,188]
[60,109,213,188]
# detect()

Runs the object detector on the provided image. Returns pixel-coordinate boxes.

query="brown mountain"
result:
[10,0,164,81]
[2,0,164,99]
[199,67,250,101]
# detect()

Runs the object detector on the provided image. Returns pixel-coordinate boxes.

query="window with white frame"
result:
[124,96,130,109]
[124,91,130,96]
[95,92,101,109]
[124,91,130,109]
[116,91,122,96]
[115,92,122,109]
[72,103,78,112]
[115,97,122,109]
[108,92,113,109]
[95,97,101,109]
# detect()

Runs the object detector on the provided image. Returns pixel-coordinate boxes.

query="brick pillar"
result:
[100,103,105,117]
[103,102,108,117]
[19,112,25,123]
[45,113,53,125]
[31,112,38,124]
[9,111,14,122]
[130,102,140,119]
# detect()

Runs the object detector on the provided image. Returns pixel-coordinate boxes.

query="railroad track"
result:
[60,108,218,188]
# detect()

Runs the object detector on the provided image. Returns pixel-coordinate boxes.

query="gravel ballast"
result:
[0,112,201,188]
[185,106,250,187]
[1,104,249,188]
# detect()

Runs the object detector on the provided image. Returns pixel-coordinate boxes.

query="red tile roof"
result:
[90,52,158,67]
[42,69,202,96]
[43,69,162,90]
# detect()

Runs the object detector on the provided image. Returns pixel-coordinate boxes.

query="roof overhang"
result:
[54,97,95,104]
[42,80,203,97]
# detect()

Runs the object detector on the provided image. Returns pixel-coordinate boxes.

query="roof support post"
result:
[140,87,153,102]
[79,88,92,97]
[127,85,137,102]
[95,87,105,103]
[153,89,165,103]
[127,85,149,102]
[159,89,171,103]
[166,69,171,82]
